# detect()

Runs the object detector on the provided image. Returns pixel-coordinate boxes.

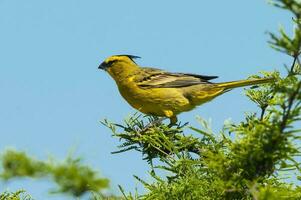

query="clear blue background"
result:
[0,0,293,199]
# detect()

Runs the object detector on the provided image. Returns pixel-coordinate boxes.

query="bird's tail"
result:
[216,77,275,90]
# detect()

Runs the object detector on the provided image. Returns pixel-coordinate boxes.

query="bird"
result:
[98,55,274,125]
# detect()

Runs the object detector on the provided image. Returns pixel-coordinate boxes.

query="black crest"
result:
[116,54,141,64]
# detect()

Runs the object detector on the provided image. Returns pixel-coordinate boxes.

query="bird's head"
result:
[98,55,141,72]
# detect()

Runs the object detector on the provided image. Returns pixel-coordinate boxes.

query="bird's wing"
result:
[134,67,218,88]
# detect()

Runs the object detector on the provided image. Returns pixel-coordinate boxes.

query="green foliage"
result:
[0,150,109,197]
[270,0,301,18]
[102,116,200,164]
[269,26,301,57]
[250,181,301,200]
[1,150,48,179]
[0,190,32,200]
[50,156,109,196]
[91,192,125,200]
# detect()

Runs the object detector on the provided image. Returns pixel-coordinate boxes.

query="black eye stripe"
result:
[107,60,116,65]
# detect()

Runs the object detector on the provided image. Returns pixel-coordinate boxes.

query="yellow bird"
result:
[99,55,273,125]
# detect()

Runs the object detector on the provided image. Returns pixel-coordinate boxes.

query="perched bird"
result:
[99,55,274,125]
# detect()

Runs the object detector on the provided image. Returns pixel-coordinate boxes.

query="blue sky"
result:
[0,0,294,199]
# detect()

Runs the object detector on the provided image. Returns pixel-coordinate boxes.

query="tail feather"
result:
[216,77,275,90]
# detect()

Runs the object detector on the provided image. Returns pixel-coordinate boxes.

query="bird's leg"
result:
[168,116,178,127]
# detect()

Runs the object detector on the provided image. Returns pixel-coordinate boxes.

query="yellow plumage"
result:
[99,55,274,124]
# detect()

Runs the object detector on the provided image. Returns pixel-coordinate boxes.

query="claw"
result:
[140,117,166,132]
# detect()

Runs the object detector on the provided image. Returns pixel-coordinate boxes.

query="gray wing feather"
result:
[136,67,218,88]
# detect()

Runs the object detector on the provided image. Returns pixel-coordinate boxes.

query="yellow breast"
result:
[115,78,191,117]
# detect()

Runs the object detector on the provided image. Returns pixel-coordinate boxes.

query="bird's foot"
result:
[168,116,178,128]
[168,121,189,128]
[168,123,175,128]
[140,117,166,132]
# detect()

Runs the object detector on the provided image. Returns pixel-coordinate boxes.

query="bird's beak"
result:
[98,62,106,70]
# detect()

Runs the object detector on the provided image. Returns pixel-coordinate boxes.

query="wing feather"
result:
[135,67,218,88]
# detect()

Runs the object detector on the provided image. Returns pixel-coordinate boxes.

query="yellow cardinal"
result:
[99,55,273,125]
